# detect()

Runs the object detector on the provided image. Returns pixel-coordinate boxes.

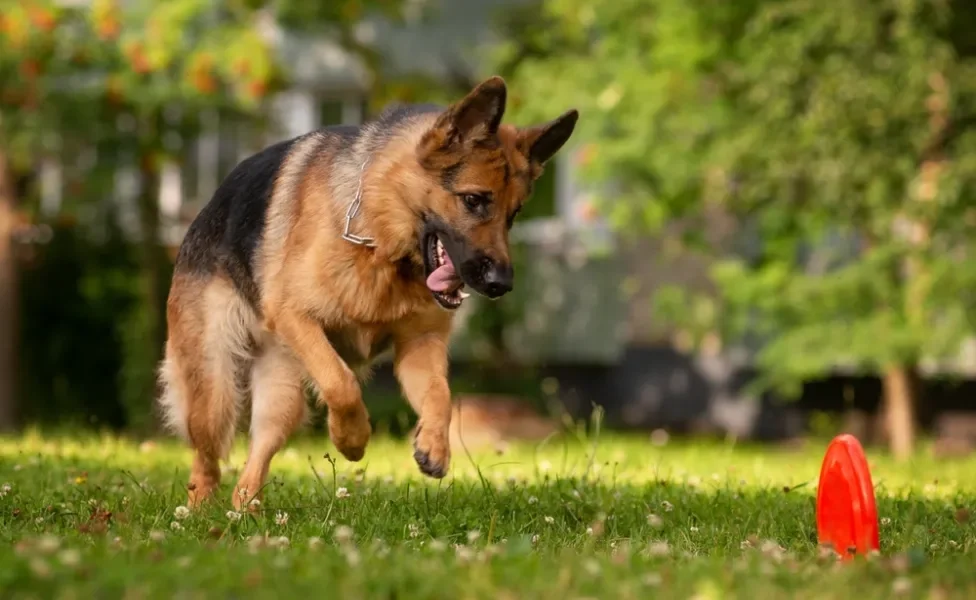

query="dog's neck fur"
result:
[331,114,440,268]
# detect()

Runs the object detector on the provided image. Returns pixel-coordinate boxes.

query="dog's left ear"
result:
[420,77,507,159]
[518,109,579,169]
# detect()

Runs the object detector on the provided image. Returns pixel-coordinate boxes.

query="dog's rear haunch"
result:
[158,76,578,509]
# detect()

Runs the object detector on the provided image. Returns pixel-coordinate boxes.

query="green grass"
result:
[2,430,976,599]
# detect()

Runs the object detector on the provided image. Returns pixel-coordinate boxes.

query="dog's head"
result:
[415,76,578,310]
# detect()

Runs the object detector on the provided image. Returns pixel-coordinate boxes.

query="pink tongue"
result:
[426,262,462,293]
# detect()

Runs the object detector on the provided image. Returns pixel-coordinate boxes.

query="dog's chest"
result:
[323,325,394,368]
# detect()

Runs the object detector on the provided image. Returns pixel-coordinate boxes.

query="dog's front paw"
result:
[413,423,450,478]
[328,403,372,462]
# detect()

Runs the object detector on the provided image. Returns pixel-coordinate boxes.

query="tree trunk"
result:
[883,364,917,460]
[0,151,19,431]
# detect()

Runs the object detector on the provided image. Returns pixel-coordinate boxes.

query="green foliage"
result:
[499,0,976,395]
[18,219,141,429]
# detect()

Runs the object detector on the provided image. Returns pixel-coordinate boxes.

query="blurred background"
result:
[3,0,976,460]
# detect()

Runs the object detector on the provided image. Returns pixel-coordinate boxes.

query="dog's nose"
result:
[482,263,514,298]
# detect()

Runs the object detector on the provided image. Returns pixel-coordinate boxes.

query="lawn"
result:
[1,430,975,599]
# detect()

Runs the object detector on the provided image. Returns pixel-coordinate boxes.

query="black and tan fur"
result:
[158,77,578,509]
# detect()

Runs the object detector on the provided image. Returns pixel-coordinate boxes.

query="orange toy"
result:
[815,434,881,560]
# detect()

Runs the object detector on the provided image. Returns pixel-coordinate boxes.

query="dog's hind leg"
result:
[233,339,307,511]
[160,275,252,507]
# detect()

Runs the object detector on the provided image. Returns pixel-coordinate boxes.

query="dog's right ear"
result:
[419,77,507,161]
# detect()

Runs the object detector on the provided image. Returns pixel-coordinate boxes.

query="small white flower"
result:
[149,530,166,542]
[690,526,699,533]
[170,521,183,531]
[36,534,61,554]
[0,483,11,497]
[226,511,242,522]
[661,501,674,512]
[335,487,350,499]
[58,549,81,567]
[467,530,481,543]
[271,536,290,549]
[544,515,555,524]
[308,537,324,550]
[531,534,540,544]
[343,547,361,566]
[647,514,663,528]
[173,506,190,520]
[528,496,538,505]
[121,496,130,507]
[586,527,594,536]
[583,559,601,575]
[647,541,670,557]
[881,517,892,526]
[334,525,354,544]
[571,489,581,499]
[455,545,475,562]
[275,511,289,527]
[35,517,45,525]
[408,523,420,538]
[29,558,51,578]
[892,577,912,595]
[249,499,261,509]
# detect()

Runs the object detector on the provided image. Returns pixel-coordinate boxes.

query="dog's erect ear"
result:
[518,109,579,168]
[419,77,507,159]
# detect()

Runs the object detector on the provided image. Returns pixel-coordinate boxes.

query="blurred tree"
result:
[0,0,403,431]
[498,0,976,458]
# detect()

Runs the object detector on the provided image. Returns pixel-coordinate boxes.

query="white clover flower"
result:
[528,496,538,505]
[275,511,289,527]
[226,511,242,522]
[170,521,183,531]
[647,541,670,557]
[647,514,663,528]
[308,537,324,550]
[334,525,354,544]
[173,506,190,520]
[544,516,555,524]
[149,530,166,542]
[58,549,81,567]
[335,487,350,499]
[661,500,674,512]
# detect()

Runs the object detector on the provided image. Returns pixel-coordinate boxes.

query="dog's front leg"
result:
[394,329,452,478]
[273,311,371,461]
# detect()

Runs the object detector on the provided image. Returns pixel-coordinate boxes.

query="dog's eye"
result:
[460,193,490,212]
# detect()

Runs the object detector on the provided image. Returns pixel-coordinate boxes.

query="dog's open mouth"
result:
[425,235,469,310]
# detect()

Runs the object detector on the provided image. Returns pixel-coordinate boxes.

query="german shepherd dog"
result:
[158,76,578,510]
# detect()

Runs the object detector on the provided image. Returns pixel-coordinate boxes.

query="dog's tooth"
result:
[459,291,470,299]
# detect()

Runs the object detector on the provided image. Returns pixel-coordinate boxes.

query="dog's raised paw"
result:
[328,407,371,462]
[413,425,450,478]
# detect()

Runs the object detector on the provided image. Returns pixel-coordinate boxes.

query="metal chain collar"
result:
[341,156,376,247]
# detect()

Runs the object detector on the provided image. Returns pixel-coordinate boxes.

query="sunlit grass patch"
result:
[1,431,975,598]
